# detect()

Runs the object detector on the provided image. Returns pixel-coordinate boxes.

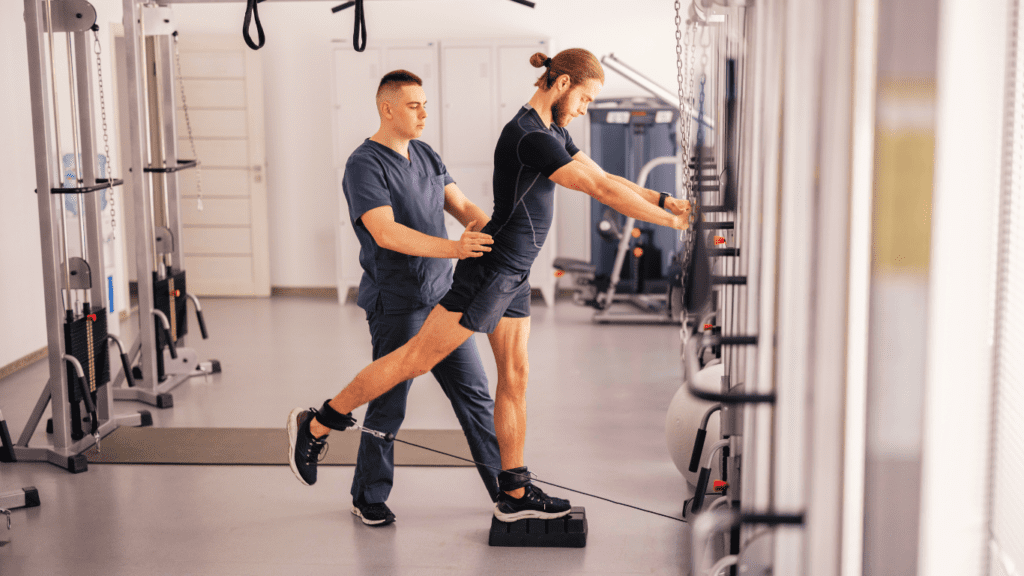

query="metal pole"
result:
[121,0,162,393]
[43,0,73,313]
[159,34,186,276]
[73,29,105,309]
[25,0,74,453]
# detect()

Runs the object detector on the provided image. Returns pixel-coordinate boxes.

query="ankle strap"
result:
[498,466,532,492]
[317,400,355,430]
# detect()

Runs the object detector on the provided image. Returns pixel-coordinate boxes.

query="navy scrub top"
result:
[343,138,455,314]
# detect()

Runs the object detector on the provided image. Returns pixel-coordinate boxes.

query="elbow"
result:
[372,231,395,252]
[589,179,615,205]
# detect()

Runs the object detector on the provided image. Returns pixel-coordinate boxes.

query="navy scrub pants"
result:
[350,304,501,505]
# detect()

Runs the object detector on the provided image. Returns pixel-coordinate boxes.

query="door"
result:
[174,34,270,296]
[441,45,494,166]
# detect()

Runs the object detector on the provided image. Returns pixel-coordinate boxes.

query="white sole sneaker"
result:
[286,407,310,486]
[351,506,395,526]
[493,504,572,523]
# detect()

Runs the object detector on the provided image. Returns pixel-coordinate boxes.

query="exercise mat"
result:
[84,427,473,466]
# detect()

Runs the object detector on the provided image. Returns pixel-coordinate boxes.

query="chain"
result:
[94,28,115,241]
[675,0,689,192]
[173,33,203,211]
[676,1,701,325]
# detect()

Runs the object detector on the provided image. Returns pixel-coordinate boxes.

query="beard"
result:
[551,93,573,127]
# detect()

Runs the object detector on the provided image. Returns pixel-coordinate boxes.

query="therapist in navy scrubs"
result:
[337,70,500,527]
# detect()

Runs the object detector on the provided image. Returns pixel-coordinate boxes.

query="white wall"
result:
[0,4,48,368]
[0,0,683,366]
[169,0,682,288]
[1,0,128,369]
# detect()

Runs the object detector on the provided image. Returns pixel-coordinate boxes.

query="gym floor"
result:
[0,296,690,575]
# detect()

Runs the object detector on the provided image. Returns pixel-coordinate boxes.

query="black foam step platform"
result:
[488,506,587,548]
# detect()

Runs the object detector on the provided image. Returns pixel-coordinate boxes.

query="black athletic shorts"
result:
[438,258,531,334]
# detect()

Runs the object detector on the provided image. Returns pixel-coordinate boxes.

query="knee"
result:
[497,363,529,395]
[403,346,444,378]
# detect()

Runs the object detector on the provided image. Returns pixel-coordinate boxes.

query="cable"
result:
[357,426,687,523]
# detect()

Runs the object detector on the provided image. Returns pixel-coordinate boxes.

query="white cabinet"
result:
[332,37,558,306]
[332,41,441,169]
[440,45,495,166]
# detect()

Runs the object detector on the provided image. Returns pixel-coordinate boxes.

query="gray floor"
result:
[0,296,692,575]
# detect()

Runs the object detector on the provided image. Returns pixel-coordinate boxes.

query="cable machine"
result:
[111,1,220,409]
[1,0,153,473]
[668,1,808,574]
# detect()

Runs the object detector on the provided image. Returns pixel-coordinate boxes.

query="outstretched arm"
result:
[360,206,492,260]
[550,154,691,230]
[574,153,692,217]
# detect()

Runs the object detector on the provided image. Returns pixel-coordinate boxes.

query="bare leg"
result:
[487,316,531,498]
[310,304,473,438]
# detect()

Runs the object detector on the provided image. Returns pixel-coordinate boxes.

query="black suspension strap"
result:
[243,0,266,51]
[357,425,687,523]
[330,0,367,52]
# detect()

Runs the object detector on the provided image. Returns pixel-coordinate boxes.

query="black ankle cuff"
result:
[498,466,531,492]
[317,400,355,431]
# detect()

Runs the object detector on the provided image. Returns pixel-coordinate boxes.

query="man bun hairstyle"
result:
[376,69,423,106]
[531,48,604,90]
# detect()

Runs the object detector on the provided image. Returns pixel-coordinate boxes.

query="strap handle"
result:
[243,0,265,50]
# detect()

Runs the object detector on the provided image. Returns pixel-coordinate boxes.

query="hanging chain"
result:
[173,33,204,211]
[675,0,690,192]
[93,28,115,241]
[676,0,703,327]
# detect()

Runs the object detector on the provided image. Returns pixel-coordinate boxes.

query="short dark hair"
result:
[376,69,423,103]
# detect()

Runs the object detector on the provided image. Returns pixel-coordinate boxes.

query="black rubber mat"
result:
[83,427,473,466]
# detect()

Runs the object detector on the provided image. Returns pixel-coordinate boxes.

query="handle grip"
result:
[155,320,177,359]
[691,467,712,513]
[119,353,136,388]
[196,308,208,339]
[689,428,708,473]
[186,293,209,339]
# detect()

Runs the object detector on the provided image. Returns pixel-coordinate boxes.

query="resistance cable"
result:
[356,425,688,523]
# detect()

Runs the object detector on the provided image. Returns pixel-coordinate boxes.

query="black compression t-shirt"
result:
[482,105,579,273]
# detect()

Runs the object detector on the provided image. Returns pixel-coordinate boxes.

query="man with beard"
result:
[288,48,692,523]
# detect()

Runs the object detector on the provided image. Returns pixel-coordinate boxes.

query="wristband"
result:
[658,192,669,209]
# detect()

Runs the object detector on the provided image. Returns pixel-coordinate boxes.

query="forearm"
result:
[597,179,675,228]
[448,202,491,229]
[377,223,457,258]
[608,174,661,205]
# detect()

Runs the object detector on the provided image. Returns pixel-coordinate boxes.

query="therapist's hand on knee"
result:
[456,220,493,259]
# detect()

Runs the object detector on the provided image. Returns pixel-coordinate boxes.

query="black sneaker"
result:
[351,497,396,526]
[287,407,328,486]
[493,483,572,522]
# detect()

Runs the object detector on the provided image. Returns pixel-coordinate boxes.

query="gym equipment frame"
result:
[14,0,151,473]
[111,1,219,408]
